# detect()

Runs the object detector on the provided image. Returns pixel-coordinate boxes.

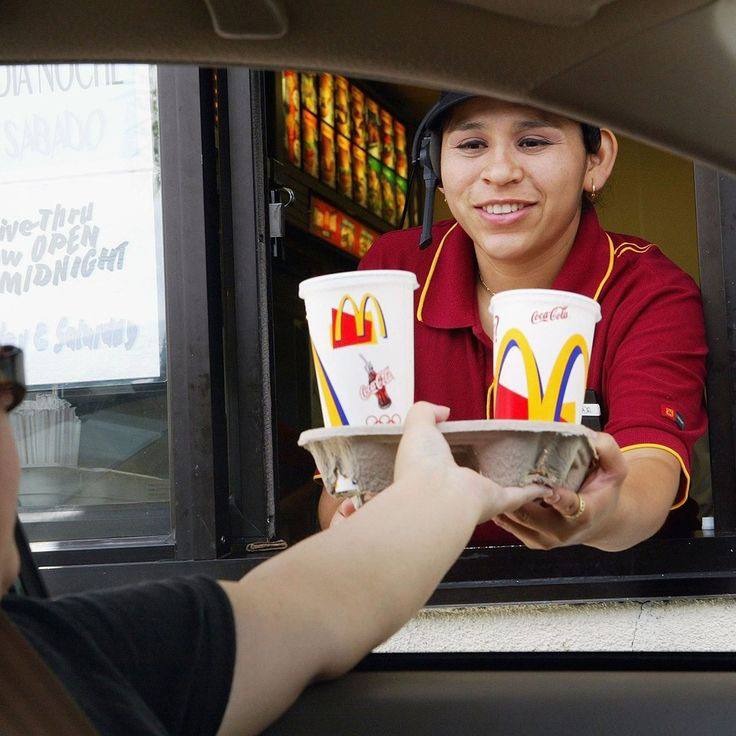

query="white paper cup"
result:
[490,289,601,424]
[299,270,419,428]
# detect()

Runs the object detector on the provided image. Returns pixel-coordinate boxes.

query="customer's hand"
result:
[333,402,550,526]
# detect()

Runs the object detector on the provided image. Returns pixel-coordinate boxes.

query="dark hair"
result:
[581,123,602,154]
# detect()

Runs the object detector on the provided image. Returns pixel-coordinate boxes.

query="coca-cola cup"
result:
[490,289,601,424]
[299,270,419,430]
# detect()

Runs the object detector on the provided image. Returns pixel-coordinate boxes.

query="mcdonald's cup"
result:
[490,289,601,424]
[299,270,419,429]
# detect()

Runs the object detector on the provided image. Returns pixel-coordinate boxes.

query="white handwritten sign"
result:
[0,64,163,385]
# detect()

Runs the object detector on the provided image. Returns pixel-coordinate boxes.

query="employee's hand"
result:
[492,432,628,549]
[330,493,375,526]
[334,402,550,526]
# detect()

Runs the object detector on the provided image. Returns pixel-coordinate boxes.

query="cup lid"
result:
[299,269,419,298]
[490,288,601,322]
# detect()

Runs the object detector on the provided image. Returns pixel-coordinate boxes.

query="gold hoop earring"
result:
[590,178,598,202]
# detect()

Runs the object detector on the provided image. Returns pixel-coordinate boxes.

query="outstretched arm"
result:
[217,402,549,736]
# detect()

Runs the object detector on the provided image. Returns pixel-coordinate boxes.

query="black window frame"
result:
[25,64,223,569]
[35,68,736,608]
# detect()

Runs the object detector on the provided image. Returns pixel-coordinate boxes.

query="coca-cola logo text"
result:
[531,305,568,324]
[360,367,394,400]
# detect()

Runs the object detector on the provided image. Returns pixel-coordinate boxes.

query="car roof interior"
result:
[1,0,733,171]
[8,2,736,733]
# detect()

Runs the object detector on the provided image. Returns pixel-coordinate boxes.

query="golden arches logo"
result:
[494,328,589,422]
[333,292,387,346]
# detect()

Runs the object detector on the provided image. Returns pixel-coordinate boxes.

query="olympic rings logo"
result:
[366,414,401,425]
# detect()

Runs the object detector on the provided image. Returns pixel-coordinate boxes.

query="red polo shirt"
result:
[359,208,708,544]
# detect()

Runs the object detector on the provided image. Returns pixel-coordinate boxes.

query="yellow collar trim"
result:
[615,241,654,259]
[593,233,616,302]
[416,222,460,323]
[486,381,494,419]
[417,223,613,321]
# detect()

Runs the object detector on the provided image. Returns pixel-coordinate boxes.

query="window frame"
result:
[217,67,279,549]
[26,64,221,567]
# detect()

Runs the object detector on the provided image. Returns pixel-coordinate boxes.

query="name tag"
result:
[582,403,601,417]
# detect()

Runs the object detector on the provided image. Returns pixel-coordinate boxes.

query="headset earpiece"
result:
[418,133,439,249]
[428,130,442,186]
[418,131,442,185]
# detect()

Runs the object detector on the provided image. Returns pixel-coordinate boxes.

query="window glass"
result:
[0,64,169,544]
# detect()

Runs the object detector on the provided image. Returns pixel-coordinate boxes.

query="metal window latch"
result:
[269,187,295,257]
[245,539,288,553]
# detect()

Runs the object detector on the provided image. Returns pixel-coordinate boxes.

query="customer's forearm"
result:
[218,473,481,736]
[247,473,480,677]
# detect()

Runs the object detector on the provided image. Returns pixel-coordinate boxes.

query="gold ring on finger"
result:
[565,493,585,521]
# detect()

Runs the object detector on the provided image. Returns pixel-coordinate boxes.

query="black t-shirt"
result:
[1,575,235,736]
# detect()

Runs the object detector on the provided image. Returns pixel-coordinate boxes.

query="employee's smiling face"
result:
[440,98,610,267]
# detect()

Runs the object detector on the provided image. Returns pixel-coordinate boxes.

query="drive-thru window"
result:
[9,64,736,605]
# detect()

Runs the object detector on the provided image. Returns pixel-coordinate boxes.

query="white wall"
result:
[377,598,736,652]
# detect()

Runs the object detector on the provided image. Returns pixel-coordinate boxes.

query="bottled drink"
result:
[361,354,392,409]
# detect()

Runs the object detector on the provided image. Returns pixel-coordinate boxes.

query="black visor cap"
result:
[411,91,474,164]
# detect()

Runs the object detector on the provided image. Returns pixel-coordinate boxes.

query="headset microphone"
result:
[418,135,438,249]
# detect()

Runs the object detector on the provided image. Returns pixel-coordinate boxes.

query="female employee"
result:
[319,92,708,551]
